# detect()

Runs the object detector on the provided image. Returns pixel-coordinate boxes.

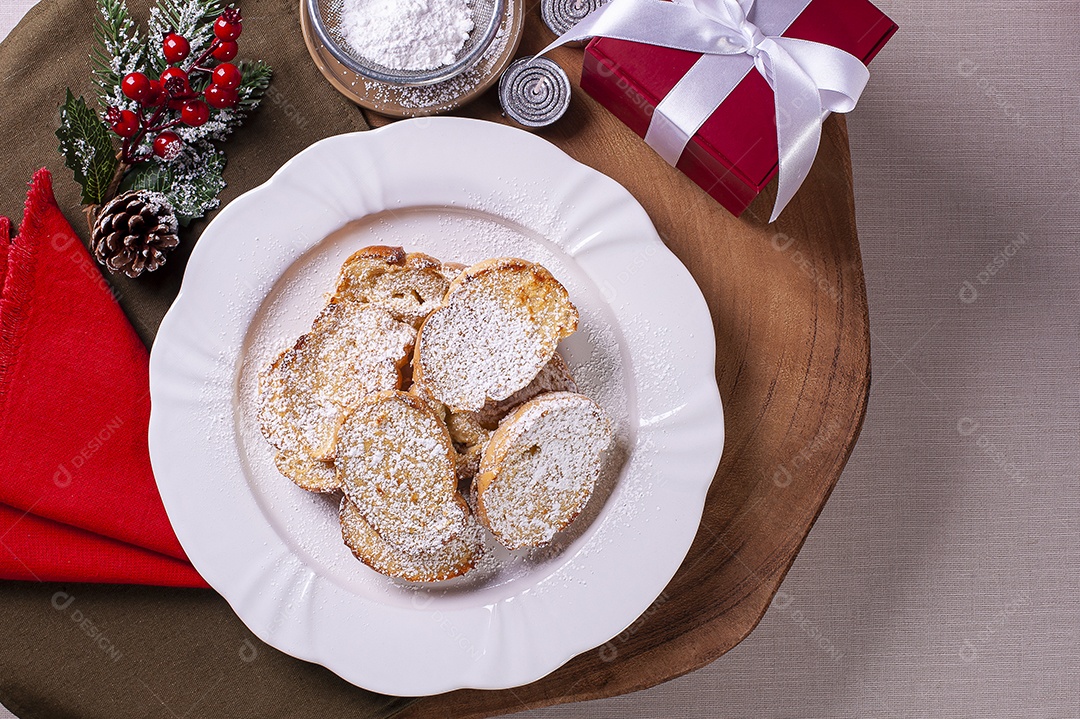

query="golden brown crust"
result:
[333,245,450,328]
[273,452,339,493]
[339,497,480,582]
[438,261,466,283]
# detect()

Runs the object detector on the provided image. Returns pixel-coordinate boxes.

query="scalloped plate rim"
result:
[148,118,724,696]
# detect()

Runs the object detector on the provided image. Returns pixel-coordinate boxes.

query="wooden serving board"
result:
[369,10,872,719]
[0,1,867,716]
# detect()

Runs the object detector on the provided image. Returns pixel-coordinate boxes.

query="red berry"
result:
[204,83,238,109]
[180,100,210,127]
[160,66,191,91]
[160,67,193,103]
[110,109,140,138]
[212,62,242,90]
[153,131,182,160]
[145,79,166,106]
[214,16,242,41]
[121,72,152,102]
[163,32,190,63]
[212,40,238,61]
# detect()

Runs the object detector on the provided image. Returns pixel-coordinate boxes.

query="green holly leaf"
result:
[122,147,225,226]
[56,89,119,206]
[120,157,173,194]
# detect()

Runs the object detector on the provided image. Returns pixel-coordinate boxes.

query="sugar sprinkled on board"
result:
[338,0,474,71]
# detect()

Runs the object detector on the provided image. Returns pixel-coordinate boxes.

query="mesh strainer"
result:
[306,0,508,86]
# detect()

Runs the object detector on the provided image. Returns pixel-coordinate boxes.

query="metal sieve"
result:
[306,0,508,86]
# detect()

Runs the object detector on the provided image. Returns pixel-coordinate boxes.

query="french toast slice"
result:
[273,452,338,493]
[333,245,450,328]
[257,301,415,470]
[413,258,579,412]
[335,390,470,554]
[475,392,614,550]
[474,352,577,430]
[339,497,481,582]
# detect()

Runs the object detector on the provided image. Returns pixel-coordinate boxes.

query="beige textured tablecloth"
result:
[3,1,1077,717]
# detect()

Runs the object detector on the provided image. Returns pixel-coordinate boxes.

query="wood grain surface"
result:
[370,9,872,719]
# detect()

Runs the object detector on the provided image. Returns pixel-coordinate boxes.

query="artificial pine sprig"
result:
[90,0,145,109]
[57,0,271,231]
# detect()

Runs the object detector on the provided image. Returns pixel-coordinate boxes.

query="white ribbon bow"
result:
[539,0,870,221]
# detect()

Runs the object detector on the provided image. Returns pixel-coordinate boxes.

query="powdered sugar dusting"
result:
[419,289,536,410]
[416,259,576,411]
[341,496,482,582]
[257,302,415,460]
[474,352,576,429]
[235,204,635,600]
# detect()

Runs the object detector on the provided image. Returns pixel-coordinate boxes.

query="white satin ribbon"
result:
[538,0,870,221]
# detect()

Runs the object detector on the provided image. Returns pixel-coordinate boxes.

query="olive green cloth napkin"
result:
[0,0,414,717]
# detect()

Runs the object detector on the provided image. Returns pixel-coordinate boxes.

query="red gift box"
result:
[580,0,897,217]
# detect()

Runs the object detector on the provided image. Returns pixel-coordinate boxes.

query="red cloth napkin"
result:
[0,501,204,586]
[0,169,207,587]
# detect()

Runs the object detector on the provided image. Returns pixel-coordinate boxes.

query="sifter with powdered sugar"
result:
[301,0,525,117]
[306,0,508,86]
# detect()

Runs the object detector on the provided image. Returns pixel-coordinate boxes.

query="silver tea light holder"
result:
[498,56,572,128]
[540,0,610,46]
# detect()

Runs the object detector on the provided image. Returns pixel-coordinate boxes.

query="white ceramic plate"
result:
[149,117,724,696]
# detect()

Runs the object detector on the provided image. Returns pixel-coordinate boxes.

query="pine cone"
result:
[91,190,180,278]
